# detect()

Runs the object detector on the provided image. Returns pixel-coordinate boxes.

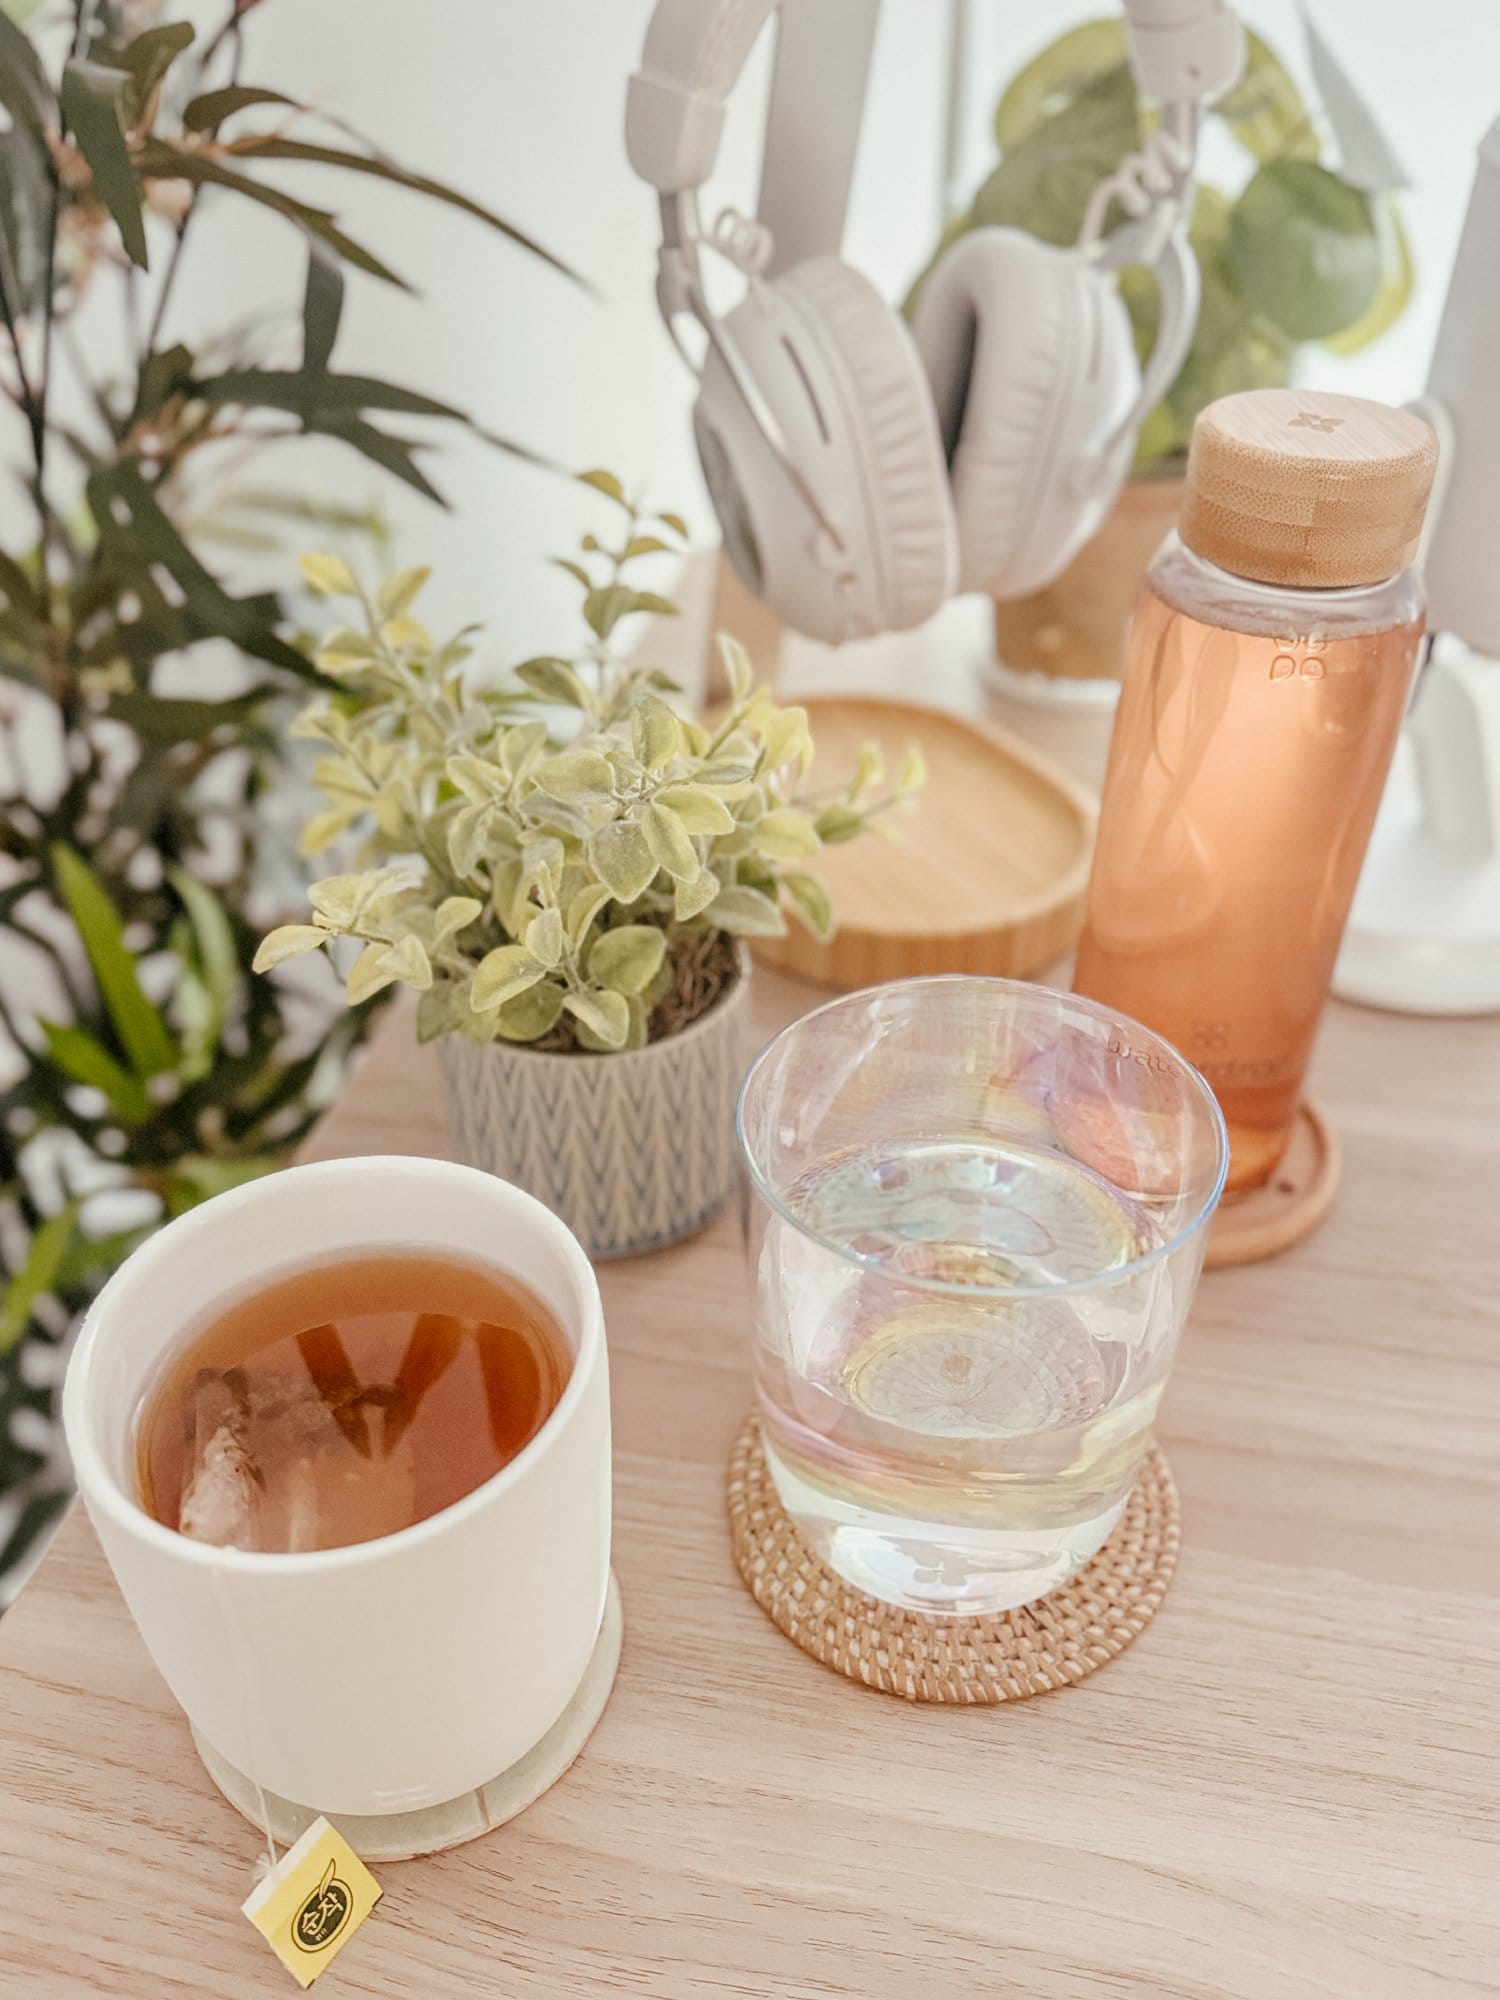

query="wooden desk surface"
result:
[1,971,1497,1999]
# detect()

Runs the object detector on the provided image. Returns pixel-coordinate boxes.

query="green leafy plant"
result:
[906,21,1413,472]
[0,0,575,1592]
[256,476,925,1053]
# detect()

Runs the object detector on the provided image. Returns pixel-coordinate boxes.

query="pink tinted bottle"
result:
[1074,390,1438,1193]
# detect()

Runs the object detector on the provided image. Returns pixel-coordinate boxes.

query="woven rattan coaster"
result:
[727,1416,1179,1704]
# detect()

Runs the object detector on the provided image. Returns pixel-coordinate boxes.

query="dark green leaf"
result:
[551,558,590,587]
[191,367,463,421]
[168,866,240,1021]
[302,241,343,390]
[0,1202,80,1355]
[182,83,298,132]
[656,511,690,538]
[1227,162,1380,341]
[0,125,52,315]
[50,844,177,1078]
[305,411,445,504]
[38,1019,152,1123]
[627,590,679,617]
[471,423,553,468]
[0,542,39,622]
[0,10,54,138]
[134,142,410,289]
[133,340,195,418]
[84,461,314,678]
[61,59,147,268]
[226,135,586,286]
[114,21,195,131]
[104,689,270,742]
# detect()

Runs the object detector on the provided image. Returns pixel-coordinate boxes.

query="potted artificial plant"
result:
[908,21,1413,682]
[256,476,921,1257]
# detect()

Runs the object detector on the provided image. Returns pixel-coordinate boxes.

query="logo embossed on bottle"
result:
[1106,1035,1172,1076]
[1288,411,1344,434]
[1269,635,1327,682]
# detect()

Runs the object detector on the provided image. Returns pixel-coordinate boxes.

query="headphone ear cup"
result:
[774,258,957,634]
[912,228,1142,600]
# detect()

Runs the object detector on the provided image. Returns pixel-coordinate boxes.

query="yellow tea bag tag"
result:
[242,1817,381,1988]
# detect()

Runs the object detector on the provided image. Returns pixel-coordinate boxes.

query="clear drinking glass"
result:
[737,977,1228,1616]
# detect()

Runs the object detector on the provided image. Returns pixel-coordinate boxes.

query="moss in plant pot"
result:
[255,475,925,1252]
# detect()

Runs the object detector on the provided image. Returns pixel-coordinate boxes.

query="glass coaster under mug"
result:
[736,977,1227,1618]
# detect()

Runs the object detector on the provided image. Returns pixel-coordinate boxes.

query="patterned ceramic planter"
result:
[439,950,751,1260]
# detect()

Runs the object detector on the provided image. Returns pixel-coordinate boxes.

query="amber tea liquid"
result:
[137,1251,570,1553]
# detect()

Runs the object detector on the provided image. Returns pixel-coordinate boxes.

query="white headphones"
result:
[626,0,1244,644]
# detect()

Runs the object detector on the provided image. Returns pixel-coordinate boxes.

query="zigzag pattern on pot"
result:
[439,977,749,1260]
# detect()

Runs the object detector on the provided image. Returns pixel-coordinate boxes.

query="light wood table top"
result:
[2,971,1497,1999]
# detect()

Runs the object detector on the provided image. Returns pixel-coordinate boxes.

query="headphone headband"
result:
[1124,0,1245,105]
[627,0,1244,198]
[625,0,776,194]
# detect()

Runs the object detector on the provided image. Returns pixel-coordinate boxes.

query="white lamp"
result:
[1335,117,1500,1014]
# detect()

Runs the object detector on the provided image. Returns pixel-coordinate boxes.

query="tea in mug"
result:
[137,1251,570,1553]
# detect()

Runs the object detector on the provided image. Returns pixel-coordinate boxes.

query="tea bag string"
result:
[209,1562,281,1876]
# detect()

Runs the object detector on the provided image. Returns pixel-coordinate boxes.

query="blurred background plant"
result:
[0,0,576,1598]
[906,17,1414,472]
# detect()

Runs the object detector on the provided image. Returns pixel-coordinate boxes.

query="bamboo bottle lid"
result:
[1179,389,1438,588]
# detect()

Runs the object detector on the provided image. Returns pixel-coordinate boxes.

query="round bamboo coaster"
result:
[726,1417,1179,1704]
[749,696,1096,989]
[1206,1101,1341,1270]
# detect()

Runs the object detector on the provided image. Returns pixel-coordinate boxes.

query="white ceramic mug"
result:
[62,1156,611,1819]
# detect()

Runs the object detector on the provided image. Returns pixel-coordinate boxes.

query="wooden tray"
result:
[759,695,1095,989]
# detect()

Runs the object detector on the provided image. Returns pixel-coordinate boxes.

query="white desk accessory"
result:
[1335,117,1500,1015]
